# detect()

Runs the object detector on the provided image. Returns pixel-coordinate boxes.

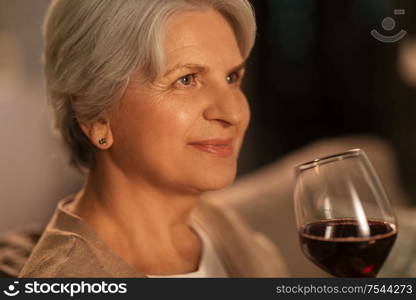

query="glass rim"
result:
[295,148,363,172]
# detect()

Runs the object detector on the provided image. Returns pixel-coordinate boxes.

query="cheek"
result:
[167,108,193,136]
[109,100,197,179]
[115,100,196,150]
[155,104,198,146]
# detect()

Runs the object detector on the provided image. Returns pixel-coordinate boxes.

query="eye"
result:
[226,71,240,84]
[176,73,197,87]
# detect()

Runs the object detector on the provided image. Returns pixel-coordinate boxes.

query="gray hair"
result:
[43,0,256,171]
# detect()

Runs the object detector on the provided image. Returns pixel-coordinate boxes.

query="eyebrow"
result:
[163,64,207,77]
[162,60,246,78]
[228,61,246,74]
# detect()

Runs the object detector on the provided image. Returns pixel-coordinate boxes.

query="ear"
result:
[79,117,114,150]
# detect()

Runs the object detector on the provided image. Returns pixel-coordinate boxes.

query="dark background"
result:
[238,0,416,203]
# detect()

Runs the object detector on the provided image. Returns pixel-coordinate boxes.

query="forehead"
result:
[163,9,243,68]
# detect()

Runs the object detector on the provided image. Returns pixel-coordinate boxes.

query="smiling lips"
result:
[188,138,234,157]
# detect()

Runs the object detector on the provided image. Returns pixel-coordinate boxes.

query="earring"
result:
[98,138,107,145]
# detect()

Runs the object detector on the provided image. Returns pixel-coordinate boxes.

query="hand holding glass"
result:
[293,149,397,277]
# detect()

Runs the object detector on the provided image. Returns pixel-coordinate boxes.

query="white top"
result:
[147,223,228,278]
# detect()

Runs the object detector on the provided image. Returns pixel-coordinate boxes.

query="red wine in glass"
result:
[293,149,398,277]
[299,218,397,277]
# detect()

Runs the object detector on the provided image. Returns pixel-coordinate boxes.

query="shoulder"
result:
[19,230,108,278]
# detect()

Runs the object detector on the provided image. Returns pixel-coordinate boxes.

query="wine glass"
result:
[293,149,398,277]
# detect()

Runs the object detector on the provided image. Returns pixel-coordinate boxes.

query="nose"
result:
[203,85,249,127]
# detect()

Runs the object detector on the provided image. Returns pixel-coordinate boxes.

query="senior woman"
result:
[19,0,287,277]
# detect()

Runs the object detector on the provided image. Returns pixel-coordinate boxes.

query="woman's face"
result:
[109,9,250,193]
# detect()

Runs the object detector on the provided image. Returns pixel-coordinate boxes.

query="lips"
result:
[188,139,234,157]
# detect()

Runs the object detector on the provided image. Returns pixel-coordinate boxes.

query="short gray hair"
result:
[43,0,256,171]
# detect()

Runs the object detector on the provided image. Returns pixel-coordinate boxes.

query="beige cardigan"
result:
[19,196,288,277]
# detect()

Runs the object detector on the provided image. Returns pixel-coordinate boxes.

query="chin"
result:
[191,168,237,192]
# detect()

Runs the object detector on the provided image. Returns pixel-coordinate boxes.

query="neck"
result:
[69,159,202,275]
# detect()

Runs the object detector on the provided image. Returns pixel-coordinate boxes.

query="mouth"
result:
[188,138,234,157]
